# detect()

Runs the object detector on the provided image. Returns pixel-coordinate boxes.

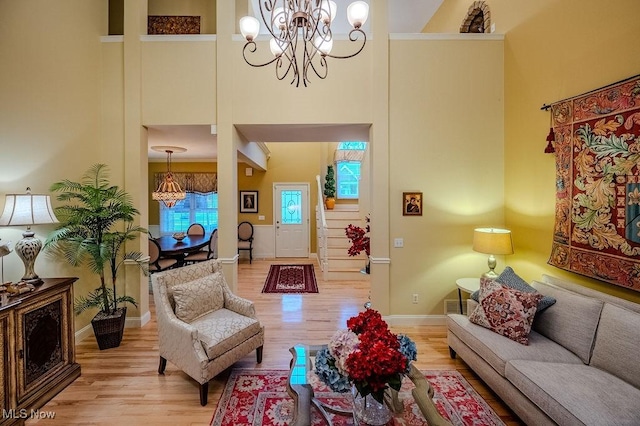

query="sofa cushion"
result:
[530,281,603,364]
[191,308,262,360]
[172,273,225,323]
[471,267,556,312]
[506,360,640,426]
[590,303,640,389]
[447,314,582,377]
[469,280,543,344]
[541,274,640,314]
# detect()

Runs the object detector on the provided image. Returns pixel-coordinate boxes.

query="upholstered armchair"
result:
[151,259,264,405]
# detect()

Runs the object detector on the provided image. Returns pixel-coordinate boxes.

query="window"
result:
[336,141,366,199]
[159,192,218,235]
[337,161,361,199]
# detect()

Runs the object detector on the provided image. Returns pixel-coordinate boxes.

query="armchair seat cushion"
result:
[192,308,263,360]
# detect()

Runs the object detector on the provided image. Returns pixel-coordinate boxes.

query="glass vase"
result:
[351,386,392,425]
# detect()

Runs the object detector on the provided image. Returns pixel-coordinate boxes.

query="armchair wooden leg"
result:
[448,347,457,359]
[158,356,167,374]
[200,382,209,406]
[256,345,263,363]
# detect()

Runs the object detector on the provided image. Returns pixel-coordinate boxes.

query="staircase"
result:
[324,204,369,281]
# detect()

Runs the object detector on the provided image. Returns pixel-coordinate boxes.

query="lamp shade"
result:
[0,189,58,283]
[0,191,59,226]
[473,228,513,255]
[240,16,260,41]
[347,1,369,28]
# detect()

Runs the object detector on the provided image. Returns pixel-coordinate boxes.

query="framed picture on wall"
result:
[240,191,258,213]
[403,192,422,216]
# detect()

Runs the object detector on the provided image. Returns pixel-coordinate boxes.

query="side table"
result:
[455,278,480,314]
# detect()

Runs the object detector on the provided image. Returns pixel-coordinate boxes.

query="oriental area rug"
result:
[548,74,640,291]
[211,369,505,426]
[261,264,318,294]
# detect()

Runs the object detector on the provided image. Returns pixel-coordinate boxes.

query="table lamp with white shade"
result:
[0,188,59,284]
[472,227,514,279]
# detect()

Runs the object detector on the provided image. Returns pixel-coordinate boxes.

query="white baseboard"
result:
[75,311,151,343]
[384,315,447,326]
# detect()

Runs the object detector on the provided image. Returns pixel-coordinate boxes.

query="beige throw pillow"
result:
[172,272,225,323]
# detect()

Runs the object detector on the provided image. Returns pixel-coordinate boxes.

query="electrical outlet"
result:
[394,238,404,248]
[412,293,418,303]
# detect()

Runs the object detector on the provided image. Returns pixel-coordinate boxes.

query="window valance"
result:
[154,172,217,194]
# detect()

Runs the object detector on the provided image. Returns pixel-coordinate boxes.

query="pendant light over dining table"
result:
[152,146,186,208]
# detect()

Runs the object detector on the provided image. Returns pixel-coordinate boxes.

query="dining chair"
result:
[187,223,206,236]
[184,229,218,264]
[237,221,254,264]
[148,239,178,273]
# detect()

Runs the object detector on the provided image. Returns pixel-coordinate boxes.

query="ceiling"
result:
[147,1,443,162]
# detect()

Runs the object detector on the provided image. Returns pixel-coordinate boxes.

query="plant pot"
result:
[91,307,127,350]
[325,197,336,210]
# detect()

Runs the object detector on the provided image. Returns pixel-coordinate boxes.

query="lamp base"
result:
[15,231,42,283]
[481,270,499,280]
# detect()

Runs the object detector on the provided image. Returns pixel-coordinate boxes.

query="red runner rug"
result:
[261,264,318,294]
[211,368,505,426]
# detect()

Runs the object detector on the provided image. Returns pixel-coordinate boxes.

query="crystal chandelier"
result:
[152,148,186,208]
[239,1,369,87]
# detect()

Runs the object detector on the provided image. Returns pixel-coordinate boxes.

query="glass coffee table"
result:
[286,344,451,426]
[286,344,356,426]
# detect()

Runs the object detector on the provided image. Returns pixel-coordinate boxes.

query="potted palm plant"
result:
[45,164,147,350]
[324,165,336,210]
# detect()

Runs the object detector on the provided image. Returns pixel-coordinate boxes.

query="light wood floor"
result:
[29,259,523,425]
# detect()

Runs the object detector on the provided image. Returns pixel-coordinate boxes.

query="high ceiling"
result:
[147,1,443,162]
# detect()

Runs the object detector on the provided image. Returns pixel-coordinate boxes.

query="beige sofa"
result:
[447,274,640,425]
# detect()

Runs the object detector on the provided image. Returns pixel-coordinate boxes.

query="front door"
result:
[274,183,309,257]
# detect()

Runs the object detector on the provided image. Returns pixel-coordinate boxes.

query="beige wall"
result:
[141,40,217,125]
[0,0,110,328]
[427,0,640,304]
[231,40,373,125]
[389,36,505,315]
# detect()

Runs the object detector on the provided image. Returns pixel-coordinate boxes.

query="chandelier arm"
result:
[257,0,286,41]
[274,55,296,82]
[306,51,328,83]
[323,28,367,60]
[242,41,281,68]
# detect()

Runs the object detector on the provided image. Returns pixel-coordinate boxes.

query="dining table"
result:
[154,235,209,265]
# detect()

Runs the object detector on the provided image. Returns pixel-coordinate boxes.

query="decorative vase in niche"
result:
[351,386,392,425]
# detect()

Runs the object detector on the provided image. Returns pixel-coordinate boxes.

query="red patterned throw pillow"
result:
[469,279,543,345]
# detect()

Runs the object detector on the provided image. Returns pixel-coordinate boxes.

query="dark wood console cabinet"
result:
[1,278,80,425]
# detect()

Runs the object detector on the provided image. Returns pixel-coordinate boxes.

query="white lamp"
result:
[472,228,514,279]
[0,188,59,283]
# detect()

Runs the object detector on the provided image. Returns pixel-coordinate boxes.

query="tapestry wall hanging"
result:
[548,74,640,292]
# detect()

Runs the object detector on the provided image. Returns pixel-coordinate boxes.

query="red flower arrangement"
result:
[314,308,417,404]
[345,215,370,257]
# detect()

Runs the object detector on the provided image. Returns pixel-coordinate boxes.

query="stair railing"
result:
[316,175,329,279]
